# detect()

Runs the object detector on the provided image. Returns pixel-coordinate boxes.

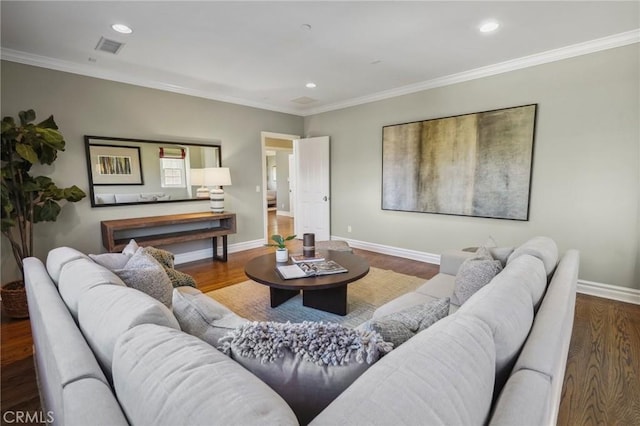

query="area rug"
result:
[206,267,426,328]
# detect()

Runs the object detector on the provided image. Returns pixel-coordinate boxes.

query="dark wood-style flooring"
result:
[1,213,638,425]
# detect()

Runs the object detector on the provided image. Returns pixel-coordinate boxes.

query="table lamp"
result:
[190,168,210,199]
[204,167,232,212]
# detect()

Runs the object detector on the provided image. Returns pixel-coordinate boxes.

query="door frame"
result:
[261,131,300,244]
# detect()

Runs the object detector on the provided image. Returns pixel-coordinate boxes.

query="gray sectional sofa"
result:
[23,236,578,425]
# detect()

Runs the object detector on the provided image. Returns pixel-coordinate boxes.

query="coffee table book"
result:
[276,261,348,280]
[290,253,325,263]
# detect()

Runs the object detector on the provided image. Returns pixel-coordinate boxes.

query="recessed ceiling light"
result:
[111,24,133,34]
[305,82,317,89]
[479,20,500,33]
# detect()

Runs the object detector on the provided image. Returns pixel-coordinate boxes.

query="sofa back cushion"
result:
[23,257,113,425]
[112,324,298,426]
[507,250,579,426]
[58,258,126,320]
[310,315,496,426]
[172,286,248,346]
[46,247,90,286]
[489,369,552,426]
[62,378,129,426]
[78,285,179,378]
[507,236,558,276]
[456,254,547,392]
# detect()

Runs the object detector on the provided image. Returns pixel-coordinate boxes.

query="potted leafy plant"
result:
[266,234,296,262]
[1,109,86,318]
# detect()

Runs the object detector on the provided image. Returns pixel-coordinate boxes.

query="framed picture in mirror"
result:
[85,135,222,207]
[88,144,143,185]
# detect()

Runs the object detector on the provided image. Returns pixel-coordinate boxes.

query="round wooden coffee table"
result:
[244,250,369,316]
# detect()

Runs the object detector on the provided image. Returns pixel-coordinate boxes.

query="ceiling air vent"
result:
[95,37,124,54]
[291,96,317,105]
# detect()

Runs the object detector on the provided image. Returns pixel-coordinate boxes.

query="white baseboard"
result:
[174,235,640,305]
[174,239,263,265]
[331,236,441,265]
[276,210,293,217]
[577,279,640,305]
[333,236,640,306]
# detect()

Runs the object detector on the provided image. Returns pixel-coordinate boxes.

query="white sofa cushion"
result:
[58,258,126,320]
[507,236,558,276]
[414,273,456,299]
[456,254,547,391]
[94,193,116,205]
[89,253,131,270]
[489,369,551,426]
[62,378,129,426]
[114,193,139,203]
[112,324,298,426]
[78,285,179,377]
[172,286,248,346]
[372,291,439,320]
[311,315,497,426]
[46,247,90,286]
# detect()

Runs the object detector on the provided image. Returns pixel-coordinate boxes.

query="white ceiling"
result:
[2,1,639,116]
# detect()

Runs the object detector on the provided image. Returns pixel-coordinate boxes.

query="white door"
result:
[288,153,295,216]
[294,136,330,240]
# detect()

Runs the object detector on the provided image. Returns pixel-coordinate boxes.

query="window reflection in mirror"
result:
[85,136,221,207]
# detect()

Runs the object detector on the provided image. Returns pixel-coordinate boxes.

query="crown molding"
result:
[303,29,640,116]
[0,48,304,117]
[2,29,638,117]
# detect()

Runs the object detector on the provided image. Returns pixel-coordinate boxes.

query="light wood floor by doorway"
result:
[1,214,638,425]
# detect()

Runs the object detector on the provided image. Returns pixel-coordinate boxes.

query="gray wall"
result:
[1,61,303,283]
[305,44,640,290]
[2,44,638,290]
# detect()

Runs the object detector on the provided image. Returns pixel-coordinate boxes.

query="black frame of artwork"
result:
[381,104,537,220]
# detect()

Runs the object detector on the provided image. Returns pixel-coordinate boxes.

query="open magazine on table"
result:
[276,260,348,280]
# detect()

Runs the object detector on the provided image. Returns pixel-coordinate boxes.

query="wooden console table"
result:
[101,212,236,261]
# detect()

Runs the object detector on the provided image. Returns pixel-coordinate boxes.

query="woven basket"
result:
[1,280,29,319]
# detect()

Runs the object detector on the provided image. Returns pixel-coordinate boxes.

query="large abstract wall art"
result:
[382,104,537,220]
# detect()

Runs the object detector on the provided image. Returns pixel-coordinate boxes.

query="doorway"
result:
[261,132,299,243]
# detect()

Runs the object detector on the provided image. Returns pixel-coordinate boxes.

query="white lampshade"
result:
[190,168,205,186]
[203,167,232,186]
[190,168,210,198]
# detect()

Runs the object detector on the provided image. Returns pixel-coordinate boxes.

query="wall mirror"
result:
[85,135,221,207]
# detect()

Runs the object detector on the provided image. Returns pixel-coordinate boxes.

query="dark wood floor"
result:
[1,213,638,425]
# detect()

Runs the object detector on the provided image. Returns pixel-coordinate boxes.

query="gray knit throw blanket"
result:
[219,321,392,366]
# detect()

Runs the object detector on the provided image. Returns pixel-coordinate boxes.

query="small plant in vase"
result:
[266,234,296,262]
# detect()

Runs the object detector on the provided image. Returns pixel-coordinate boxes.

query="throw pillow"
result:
[89,252,131,270]
[452,249,503,306]
[142,246,174,269]
[122,239,139,256]
[165,268,197,288]
[141,246,197,288]
[367,297,450,348]
[489,246,515,267]
[172,286,248,346]
[475,245,494,260]
[114,248,173,309]
[219,321,392,425]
